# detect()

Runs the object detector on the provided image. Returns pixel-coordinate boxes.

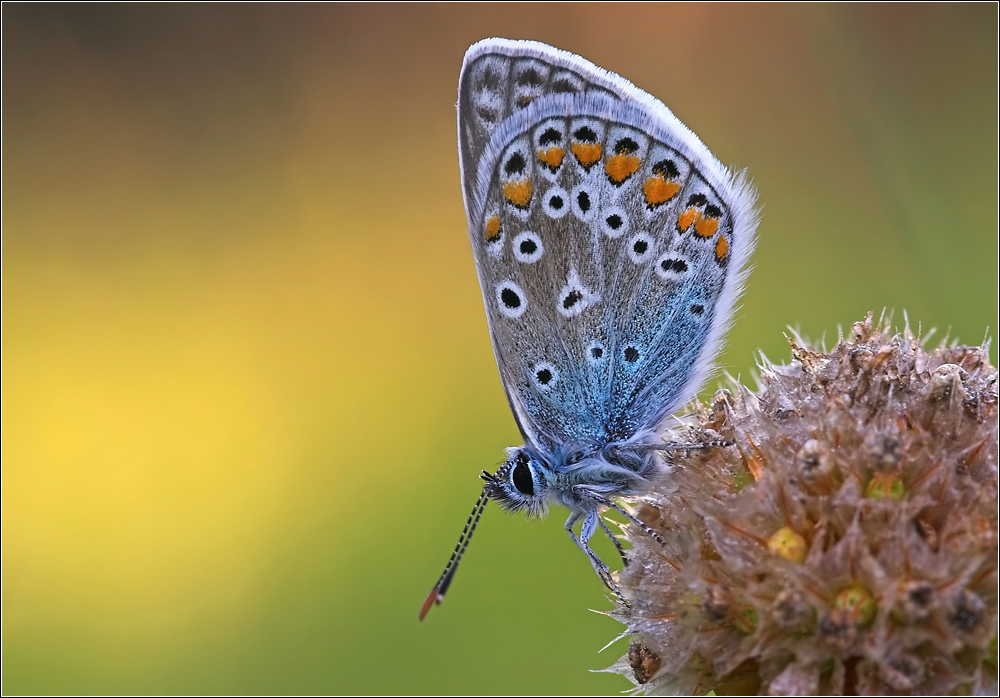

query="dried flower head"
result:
[606,314,998,695]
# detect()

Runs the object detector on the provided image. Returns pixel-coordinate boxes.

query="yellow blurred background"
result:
[3,5,996,694]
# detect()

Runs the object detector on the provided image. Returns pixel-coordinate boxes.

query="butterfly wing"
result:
[458,39,758,453]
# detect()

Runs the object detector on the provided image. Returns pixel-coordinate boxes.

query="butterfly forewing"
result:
[459,45,623,219]
[458,39,757,452]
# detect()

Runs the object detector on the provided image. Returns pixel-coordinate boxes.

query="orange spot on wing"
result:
[571,142,602,168]
[643,176,680,207]
[605,154,640,183]
[694,215,719,238]
[485,215,501,242]
[715,235,730,262]
[677,207,697,232]
[537,147,565,170]
[503,179,533,208]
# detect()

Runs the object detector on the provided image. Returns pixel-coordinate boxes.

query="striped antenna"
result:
[617,440,733,453]
[419,483,490,621]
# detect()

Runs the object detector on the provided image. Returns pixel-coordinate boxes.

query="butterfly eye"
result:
[512,459,534,496]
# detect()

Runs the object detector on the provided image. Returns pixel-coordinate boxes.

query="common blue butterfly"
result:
[421,38,758,620]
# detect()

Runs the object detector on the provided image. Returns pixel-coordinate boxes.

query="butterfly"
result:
[420,38,758,620]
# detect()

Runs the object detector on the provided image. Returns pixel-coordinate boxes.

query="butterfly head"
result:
[482,448,550,518]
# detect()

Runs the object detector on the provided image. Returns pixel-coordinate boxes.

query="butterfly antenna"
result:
[419,482,490,621]
[619,440,733,453]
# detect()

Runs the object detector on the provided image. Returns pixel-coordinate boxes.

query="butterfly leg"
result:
[597,515,629,568]
[565,510,628,605]
[575,488,667,548]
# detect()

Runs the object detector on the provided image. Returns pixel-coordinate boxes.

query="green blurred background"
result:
[3,4,996,694]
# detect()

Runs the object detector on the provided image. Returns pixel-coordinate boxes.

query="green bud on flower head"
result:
[767,526,808,563]
[832,586,877,629]
[865,472,905,501]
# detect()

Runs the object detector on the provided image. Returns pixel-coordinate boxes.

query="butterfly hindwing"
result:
[458,39,757,453]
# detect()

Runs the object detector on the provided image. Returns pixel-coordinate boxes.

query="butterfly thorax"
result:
[482,434,666,518]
